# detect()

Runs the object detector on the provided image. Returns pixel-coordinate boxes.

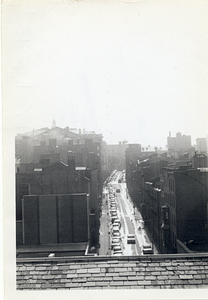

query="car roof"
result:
[143,244,152,248]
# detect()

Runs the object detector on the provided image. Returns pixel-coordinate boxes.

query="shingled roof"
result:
[16,253,208,290]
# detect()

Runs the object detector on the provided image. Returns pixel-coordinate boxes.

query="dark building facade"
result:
[15,125,108,253]
[125,149,208,254]
[161,166,208,253]
[16,156,100,250]
[22,194,90,245]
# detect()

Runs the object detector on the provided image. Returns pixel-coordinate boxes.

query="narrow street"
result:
[99,187,110,255]
[99,170,156,256]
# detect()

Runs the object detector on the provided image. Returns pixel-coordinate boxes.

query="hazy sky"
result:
[2,0,208,147]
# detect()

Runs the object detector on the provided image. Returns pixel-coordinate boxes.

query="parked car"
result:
[111,216,118,222]
[111,211,117,217]
[113,252,122,256]
[112,226,120,233]
[116,189,120,193]
[113,245,122,255]
[112,232,121,239]
[142,244,154,254]
[112,218,120,223]
[113,220,121,228]
[111,238,121,250]
[127,234,136,244]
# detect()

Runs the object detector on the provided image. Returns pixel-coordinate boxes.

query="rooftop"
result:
[16,253,208,290]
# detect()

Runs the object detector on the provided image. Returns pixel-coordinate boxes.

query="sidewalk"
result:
[99,194,110,255]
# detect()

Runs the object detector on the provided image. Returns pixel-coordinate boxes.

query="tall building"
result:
[167,132,194,158]
[195,137,208,155]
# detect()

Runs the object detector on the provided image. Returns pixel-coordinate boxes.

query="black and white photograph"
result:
[2,0,208,299]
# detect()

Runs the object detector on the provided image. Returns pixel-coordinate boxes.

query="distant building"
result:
[195,137,208,155]
[167,132,194,158]
[141,146,158,158]
[106,141,129,172]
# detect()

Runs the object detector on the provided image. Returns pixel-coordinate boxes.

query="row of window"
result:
[166,193,176,208]
[169,178,175,192]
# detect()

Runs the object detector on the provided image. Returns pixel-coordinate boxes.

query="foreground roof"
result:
[16,253,208,290]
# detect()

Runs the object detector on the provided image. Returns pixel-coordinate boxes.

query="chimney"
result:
[67,151,75,172]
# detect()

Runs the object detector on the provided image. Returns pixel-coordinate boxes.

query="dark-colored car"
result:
[127,234,136,244]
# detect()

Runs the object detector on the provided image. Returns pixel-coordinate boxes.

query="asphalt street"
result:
[99,171,156,256]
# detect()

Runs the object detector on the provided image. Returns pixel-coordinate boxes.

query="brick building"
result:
[22,193,90,246]
[16,156,100,250]
[15,125,107,191]
[125,150,208,254]
[161,166,208,253]
[125,144,142,203]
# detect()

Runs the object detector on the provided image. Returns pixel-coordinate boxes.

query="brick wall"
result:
[22,194,89,245]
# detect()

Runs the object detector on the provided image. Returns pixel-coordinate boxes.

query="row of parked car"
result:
[108,189,123,256]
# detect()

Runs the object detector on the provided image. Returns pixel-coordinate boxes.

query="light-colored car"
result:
[110,200,116,204]
[113,220,121,228]
[112,218,120,224]
[112,232,121,239]
[110,208,117,213]
[112,226,120,233]
[142,244,154,254]
[113,252,122,256]
[111,211,117,217]
[113,245,122,255]
[111,238,121,250]
[111,216,118,222]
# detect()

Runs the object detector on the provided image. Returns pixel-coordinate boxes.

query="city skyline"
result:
[15,122,206,149]
[3,0,208,147]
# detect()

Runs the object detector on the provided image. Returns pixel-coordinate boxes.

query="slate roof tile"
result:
[16,254,208,290]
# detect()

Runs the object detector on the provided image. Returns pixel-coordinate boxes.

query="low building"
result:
[17,193,90,257]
